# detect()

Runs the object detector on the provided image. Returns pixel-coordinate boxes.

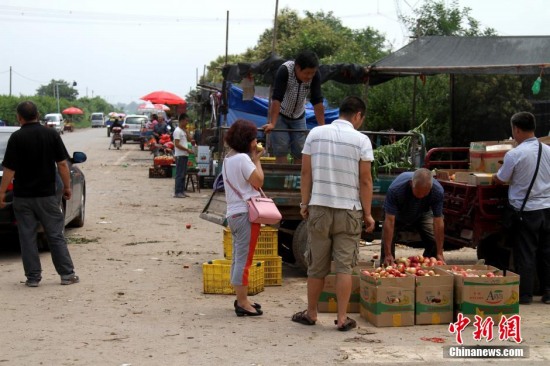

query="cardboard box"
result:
[467,173,494,186]
[436,265,520,323]
[414,268,454,325]
[318,262,370,313]
[435,169,470,182]
[469,141,514,173]
[360,273,415,327]
[470,140,516,152]
[197,145,211,164]
[197,163,210,176]
[318,274,361,313]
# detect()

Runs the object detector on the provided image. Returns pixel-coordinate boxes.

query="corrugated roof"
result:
[368,36,550,78]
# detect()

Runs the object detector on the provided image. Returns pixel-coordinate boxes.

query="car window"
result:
[91,115,103,120]
[125,117,147,125]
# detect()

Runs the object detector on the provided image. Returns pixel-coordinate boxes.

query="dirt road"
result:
[1,127,549,365]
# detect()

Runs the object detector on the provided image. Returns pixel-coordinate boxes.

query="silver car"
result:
[122,115,148,144]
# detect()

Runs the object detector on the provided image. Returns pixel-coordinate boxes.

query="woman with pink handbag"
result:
[222,119,265,316]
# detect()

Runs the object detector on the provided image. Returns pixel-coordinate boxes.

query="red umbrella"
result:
[62,107,84,115]
[140,90,186,106]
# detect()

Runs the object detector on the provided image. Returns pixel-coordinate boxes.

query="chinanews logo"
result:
[485,290,504,304]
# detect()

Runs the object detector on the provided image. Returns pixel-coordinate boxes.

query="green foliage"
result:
[36,79,79,101]
[0,93,113,129]
[400,0,496,36]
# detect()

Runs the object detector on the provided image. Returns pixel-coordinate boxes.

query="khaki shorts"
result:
[305,205,362,278]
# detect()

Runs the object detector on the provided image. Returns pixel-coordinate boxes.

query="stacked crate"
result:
[202,259,264,295]
[223,226,282,286]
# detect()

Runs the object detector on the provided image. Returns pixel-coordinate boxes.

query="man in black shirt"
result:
[0,101,79,287]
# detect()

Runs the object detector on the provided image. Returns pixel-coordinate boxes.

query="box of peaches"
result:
[436,264,519,323]
[360,256,453,325]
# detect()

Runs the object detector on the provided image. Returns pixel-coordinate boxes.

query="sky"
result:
[0,0,548,105]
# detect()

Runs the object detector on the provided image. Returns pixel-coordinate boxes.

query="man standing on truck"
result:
[380,168,446,265]
[291,96,374,331]
[493,112,550,305]
[262,50,325,164]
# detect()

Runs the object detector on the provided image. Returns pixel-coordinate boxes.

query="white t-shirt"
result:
[173,126,188,157]
[223,153,260,216]
[302,119,374,210]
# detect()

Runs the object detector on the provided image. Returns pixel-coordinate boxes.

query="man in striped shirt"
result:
[263,50,325,164]
[291,96,374,331]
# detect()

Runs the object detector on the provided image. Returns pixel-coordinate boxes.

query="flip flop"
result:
[291,310,316,325]
[335,317,357,331]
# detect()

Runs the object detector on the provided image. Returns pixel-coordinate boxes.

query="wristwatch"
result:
[299,203,308,209]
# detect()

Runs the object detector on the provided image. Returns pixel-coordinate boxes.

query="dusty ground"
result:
[1,127,549,365]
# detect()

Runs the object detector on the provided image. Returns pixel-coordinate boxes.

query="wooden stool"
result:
[186,172,200,193]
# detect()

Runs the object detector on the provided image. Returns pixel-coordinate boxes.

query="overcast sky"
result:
[0,0,548,105]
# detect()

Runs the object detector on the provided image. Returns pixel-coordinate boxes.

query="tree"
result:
[391,0,532,147]
[36,79,79,101]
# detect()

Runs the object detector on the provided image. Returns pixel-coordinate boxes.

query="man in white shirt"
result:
[173,113,193,198]
[291,96,375,331]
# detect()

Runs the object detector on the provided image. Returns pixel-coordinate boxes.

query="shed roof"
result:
[368,36,550,81]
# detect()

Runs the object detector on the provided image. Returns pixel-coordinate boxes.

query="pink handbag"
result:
[247,188,282,225]
[224,163,281,225]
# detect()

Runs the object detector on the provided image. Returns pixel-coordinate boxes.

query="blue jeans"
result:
[175,155,189,195]
[269,114,307,159]
[13,195,76,282]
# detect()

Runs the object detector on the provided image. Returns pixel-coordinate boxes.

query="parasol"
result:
[140,90,186,106]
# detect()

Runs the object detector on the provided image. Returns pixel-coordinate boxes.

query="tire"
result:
[107,130,110,137]
[37,232,49,251]
[140,141,145,151]
[68,187,85,228]
[292,220,309,273]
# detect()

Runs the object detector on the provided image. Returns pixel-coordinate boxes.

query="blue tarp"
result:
[225,85,339,130]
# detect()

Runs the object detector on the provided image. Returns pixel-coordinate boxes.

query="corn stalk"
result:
[372,118,428,180]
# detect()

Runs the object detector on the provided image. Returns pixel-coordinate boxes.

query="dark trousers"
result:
[380,212,437,264]
[174,155,189,195]
[13,196,75,281]
[510,208,550,298]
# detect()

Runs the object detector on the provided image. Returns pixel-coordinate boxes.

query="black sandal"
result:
[335,317,357,331]
[291,310,316,325]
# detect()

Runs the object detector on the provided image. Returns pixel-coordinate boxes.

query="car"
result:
[43,113,65,134]
[0,120,6,126]
[122,115,149,144]
[90,112,105,128]
[0,126,87,248]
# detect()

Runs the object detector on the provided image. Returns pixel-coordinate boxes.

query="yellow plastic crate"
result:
[202,259,264,295]
[223,226,278,259]
[260,157,276,164]
[259,255,283,286]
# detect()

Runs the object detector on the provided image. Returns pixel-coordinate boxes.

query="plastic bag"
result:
[532,77,541,95]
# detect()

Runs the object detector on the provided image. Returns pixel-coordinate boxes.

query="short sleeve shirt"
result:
[384,172,444,224]
[222,153,260,217]
[2,122,69,197]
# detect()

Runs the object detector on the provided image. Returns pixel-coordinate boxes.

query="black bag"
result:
[502,203,523,230]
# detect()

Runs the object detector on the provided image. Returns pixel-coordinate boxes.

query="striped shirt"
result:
[302,119,373,210]
[272,60,323,120]
[384,172,444,224]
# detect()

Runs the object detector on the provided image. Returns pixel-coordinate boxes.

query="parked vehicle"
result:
[122,115,148,144]
[90,112,105,128]
[44,113,64,134]
[0,126,87,248]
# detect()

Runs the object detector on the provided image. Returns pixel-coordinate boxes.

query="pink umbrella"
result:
[153,104,170,111]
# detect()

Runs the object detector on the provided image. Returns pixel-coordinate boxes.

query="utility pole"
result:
[9,66,12,96]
